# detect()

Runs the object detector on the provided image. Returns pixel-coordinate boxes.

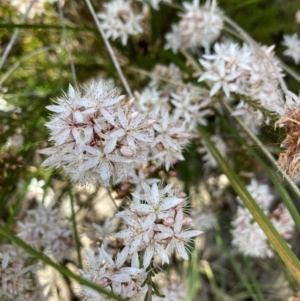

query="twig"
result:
[0,0,37,69]
[68,182,83,269]
[85,0,133,98]
[0,46,53,86]
[106,187,118,211]
[57,0,77,86]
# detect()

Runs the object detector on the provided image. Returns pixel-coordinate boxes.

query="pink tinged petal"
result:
[68,84,75,97]
[175,240,189,260]
[116,246,129,268]
[99,163,111,186]
[156,224,174,236]
[141,182,152,198]
[143,213,156,230]
[120,146,134,157]
[105,95,124,107]
[74,97,94,107]
[112,281,122,295]
[155,232,172,240]
[72,127,81,144]
[101,108,118,127]
[82,145,101,156]
[151,182,160,205]
[155,243,169,264]
[127,135,137,151]
[128,112,143,128]
[132,204,153,215]
[118,107,128,128]
[159,197,184,211]
[176,230,203,239]
[121,215,141,228]
[129,235,142,254]
[110,128,126,138]
[131,132,153,143]
[143,245,154,268]
[104,137,118,154]
[119,267,142,275]
[56,128,71,145]
[115,229,134,239]
[100,247,114,266]
[46,105,65,113]
[110,274,132,283]
[39,147,57,155]
[131,252,139,269]
[73,111,83,123]
[174,209,183,234]
[78,158,98,172]
[140,119,156,128]
[107,154,132,164]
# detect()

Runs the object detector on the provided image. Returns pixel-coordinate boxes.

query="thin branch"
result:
[0,46,54,86]
[85,0,133,98]
[68,182,82,269]
[0,225,127,301]
[0,0,37,69]
[106,187,119,211]
[57,0,77,86]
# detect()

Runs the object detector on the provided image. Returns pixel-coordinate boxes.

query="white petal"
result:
[143,245,154,268]
[159,197,184,211]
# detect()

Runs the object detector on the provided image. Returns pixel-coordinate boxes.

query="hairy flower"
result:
[40,81,155,187]
[275,92,300,178]
[165,0,223,52]
[282,33,300,65]
[115,182,202,267]
[80,247,147,301]
[97,0,144,45]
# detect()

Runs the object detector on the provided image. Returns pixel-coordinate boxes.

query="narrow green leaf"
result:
[214,108,300,234]
[198,125,300,284]
[0,226,127,301]
[68,181,82,269]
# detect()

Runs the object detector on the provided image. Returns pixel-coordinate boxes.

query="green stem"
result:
[0,225,127,301]
[223,102,300,233]
[199,125,300,284]
[68,182,82,269]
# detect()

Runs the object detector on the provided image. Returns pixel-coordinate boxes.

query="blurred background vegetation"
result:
[1,0,300,300]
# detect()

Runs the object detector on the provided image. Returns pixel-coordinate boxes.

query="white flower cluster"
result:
[0,253,46,301]
[115,182,203,267]
[198,42,284,130]
[9,0,58,19]
[231,179,295,258]
[135,64,211,170]
[165,0,223,53]
[17,204,74,261]
[80,247,147,301]
[40,81,155,187]
[282,33,300,65]
[97,0,144,46]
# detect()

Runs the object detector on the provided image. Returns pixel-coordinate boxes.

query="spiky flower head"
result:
[40,81,155,187]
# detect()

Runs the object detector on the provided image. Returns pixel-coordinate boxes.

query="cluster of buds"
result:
[40,81,156,187]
